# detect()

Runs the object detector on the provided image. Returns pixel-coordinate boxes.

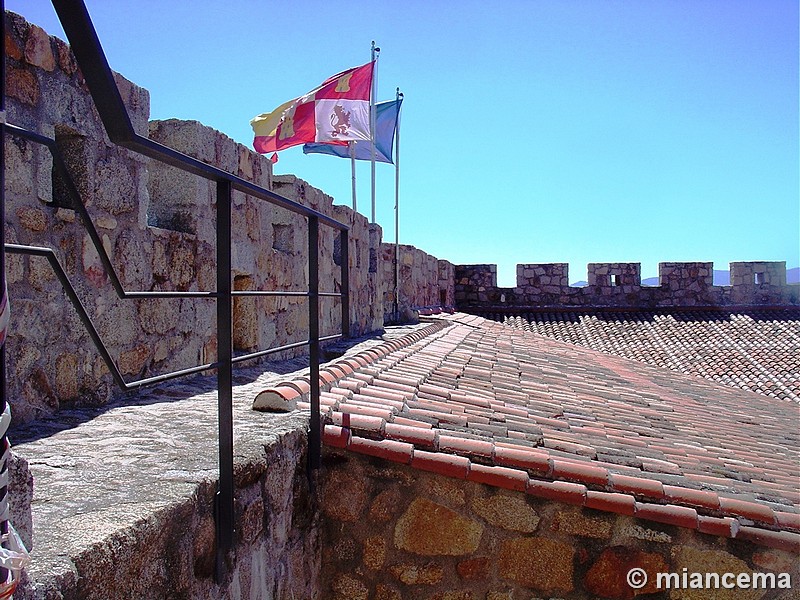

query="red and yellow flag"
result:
[251,61,374,155]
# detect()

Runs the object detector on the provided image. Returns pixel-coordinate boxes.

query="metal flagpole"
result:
[394,88,402,322]
[349,141,357,212]
[370,41,380,224]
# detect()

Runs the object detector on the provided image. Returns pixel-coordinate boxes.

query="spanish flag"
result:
[251,61,374,156]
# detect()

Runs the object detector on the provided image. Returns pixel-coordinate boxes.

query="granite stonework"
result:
[379,243,454,322]
[456,261,799,310]
[320,452,800,600]
[4,11,394,427]
[6,10,800,600]
[11,362,323,600]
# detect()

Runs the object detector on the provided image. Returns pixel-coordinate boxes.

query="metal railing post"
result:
[0,0,10,585]
[340,230,350,339]
[215,180,234,579]
[308,217,321,471]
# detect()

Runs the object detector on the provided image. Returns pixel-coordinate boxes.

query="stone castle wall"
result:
[379,243,454,322]
[320,451,798,600]
[3,12,391,426]
[456,261,799,310]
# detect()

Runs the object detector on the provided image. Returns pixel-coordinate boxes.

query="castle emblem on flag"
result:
[251,61,374,155]
[330,105,352,137]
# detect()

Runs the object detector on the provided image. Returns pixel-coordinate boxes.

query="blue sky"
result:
[10,1,799,286]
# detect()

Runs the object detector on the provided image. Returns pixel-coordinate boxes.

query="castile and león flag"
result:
[250,61,375,160]
[250,48,405,320]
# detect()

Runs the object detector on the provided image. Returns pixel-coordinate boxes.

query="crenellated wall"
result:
[456,261,798,310]
[379,243,454,322]
[3,12,389,426]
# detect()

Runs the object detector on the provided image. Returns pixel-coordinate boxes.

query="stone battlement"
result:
[456,261,798,309]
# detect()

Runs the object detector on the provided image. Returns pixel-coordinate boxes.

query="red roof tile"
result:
[254,312,800,548]
[467,464,528,491]
[584,490,636,516]
[527,479,587,506]
[634,502,699,530]
[411,450,470,479]
[348,437,414,464]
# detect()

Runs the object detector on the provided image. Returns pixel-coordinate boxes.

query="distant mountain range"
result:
[570,267,799,288]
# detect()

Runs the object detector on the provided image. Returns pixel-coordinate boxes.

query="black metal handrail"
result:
[2,0,352,581]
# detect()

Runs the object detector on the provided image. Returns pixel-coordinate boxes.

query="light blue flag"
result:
[303,98,402,164]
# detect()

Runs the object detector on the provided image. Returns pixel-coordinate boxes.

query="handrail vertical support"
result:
[214,180,234,581]
[308,216,321,472]
[0,0,10,586]
[340,230,350,339]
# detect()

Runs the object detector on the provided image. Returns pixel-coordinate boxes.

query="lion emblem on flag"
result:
[330,105,351,137]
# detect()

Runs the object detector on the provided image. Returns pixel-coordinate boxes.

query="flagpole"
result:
[349,141,357,212]
[394,88,402,322]
[370,41,379,224]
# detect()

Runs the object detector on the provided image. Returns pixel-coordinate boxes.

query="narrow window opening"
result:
[754,272,765,285]
[51,125,87,210]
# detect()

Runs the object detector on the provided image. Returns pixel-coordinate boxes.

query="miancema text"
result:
[658,570,791,590]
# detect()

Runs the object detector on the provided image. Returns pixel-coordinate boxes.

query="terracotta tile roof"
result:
[256,314,800,551]
[492,308,799,403]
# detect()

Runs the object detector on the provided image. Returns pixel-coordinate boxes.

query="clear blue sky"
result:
[10,0,799,286]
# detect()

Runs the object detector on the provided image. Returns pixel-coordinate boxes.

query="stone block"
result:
[238,497,264,543]
[93,157,138,215]
[321,466,370,522]
[375,584,401,600]
[363,535,386,570]
[471,494,539,532]
[389,562,444,585]
[552,509,612,539]
[332,574,368,600]
[16,206,47,232]
[55,352,79,399]
[24,24,55,71]
[394,498,483,556]
[486,592,513,600]
[457,556,490,581]
[82,233,108,287]
[369,487,404,522]
[7,65,39,105]
[669,546,762,600]
[5,27,23,61]
[429,592,475,600]
[498,537,574,593]
[751,548,798,575]
[118,344,149,376]
[583,546,668,599]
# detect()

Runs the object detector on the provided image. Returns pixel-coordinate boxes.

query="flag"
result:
[302,97,402,164]
[251,62,374,155]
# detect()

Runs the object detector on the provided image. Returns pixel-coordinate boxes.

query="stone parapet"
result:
[456,261,797,310]
[3,12,385,426]
[380,243,453,322]
[11,367,321,599]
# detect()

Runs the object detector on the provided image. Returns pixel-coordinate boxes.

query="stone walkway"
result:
[9,324,426,595]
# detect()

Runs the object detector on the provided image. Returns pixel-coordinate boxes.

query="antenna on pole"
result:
[370,41,380,224]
